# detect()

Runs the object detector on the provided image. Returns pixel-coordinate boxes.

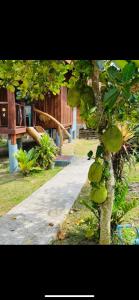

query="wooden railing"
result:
[16,103,26,127]
[0,102,26,128]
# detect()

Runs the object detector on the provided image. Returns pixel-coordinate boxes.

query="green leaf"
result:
[131,60,139,68]
[7,85,15,93]
[121,62,136,82]
[107,66,120,81]
[113,60,128,69]
[103,87,119,109]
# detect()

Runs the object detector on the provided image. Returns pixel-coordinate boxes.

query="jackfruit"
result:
[88,161,103,183]
[102,125,123,153]
[90,184,107,204]
[67,87,80,107]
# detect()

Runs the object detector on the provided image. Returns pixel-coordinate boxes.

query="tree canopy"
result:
[0,60,74,100]
[67,60,139,129]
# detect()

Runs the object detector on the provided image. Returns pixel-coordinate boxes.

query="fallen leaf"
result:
[48,223,54,227]
[57,230,66,240]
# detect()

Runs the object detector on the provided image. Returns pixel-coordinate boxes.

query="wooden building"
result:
[33,87,73,132]
[0,86,76,172]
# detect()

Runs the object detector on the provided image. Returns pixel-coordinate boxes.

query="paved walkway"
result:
[0,158,92,245]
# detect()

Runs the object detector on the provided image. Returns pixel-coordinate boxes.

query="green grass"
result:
[62,138,99,157]
[0,139,98,217]
[0,159,62,216]
[127,162,139,183]
[53,182,96,245]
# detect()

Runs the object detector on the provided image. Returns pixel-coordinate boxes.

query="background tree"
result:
[0,60,74,99]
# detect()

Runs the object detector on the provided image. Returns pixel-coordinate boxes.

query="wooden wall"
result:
[35,87,73,129]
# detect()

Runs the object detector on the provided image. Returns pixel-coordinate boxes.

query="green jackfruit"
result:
[102,125,123,153]
[90,184,107,204]
[67,87,80,107]
[88,161,103,183]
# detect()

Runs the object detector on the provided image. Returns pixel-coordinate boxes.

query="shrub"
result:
[111,180,138,231]
[36,134,58,169]
[15,148,39,176]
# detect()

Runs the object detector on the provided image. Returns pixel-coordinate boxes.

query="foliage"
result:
[15,148,39,176]
[112,123,136,180]
[0,60,74,100]
[15,134,58,175]
[66,60,139,243]
[0,137,7,147]
[81,216,99,242]
[112,226,137,245]
[81,178,138,239]
[130,124,139,161]
[111,180,138,231]
[36,134,58,169]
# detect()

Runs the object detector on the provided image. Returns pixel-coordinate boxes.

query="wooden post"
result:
[68,127,72,143]
[8,91,16,133]
[58,125,63,155]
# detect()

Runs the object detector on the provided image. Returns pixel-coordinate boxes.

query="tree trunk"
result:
[91,61,115,244]
[99,152,115,245]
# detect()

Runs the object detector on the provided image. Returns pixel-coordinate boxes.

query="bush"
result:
[15,134,58,175]
[80,198,100,242]
[36,134,58,169]
[15,148,39,176]
[111,180,138,231]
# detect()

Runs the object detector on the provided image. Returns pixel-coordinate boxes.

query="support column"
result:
[68,127,72,143]
[55,131,60,147]
[71,107,77,140]
[8,135,18,173]
[17,138,22,149]
[58,126,63,155]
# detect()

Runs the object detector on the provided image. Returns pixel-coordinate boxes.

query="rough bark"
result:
[99,152,115,244]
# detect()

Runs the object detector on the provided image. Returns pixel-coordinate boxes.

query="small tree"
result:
[67,59,139,244]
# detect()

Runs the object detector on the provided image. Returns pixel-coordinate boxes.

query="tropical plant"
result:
[67,60,139,244]
[15,148,39,176]
[36,134,58,169]
[111,180,138,231]
[112,123,136,180]
[81,178,138,244]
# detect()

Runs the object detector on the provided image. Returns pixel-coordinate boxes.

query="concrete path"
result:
[0,158,92,245]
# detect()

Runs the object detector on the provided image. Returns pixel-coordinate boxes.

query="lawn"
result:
[62,138,99,157]
[0,139,98,217]
[0,159,62,216]
[53,162,139,245]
